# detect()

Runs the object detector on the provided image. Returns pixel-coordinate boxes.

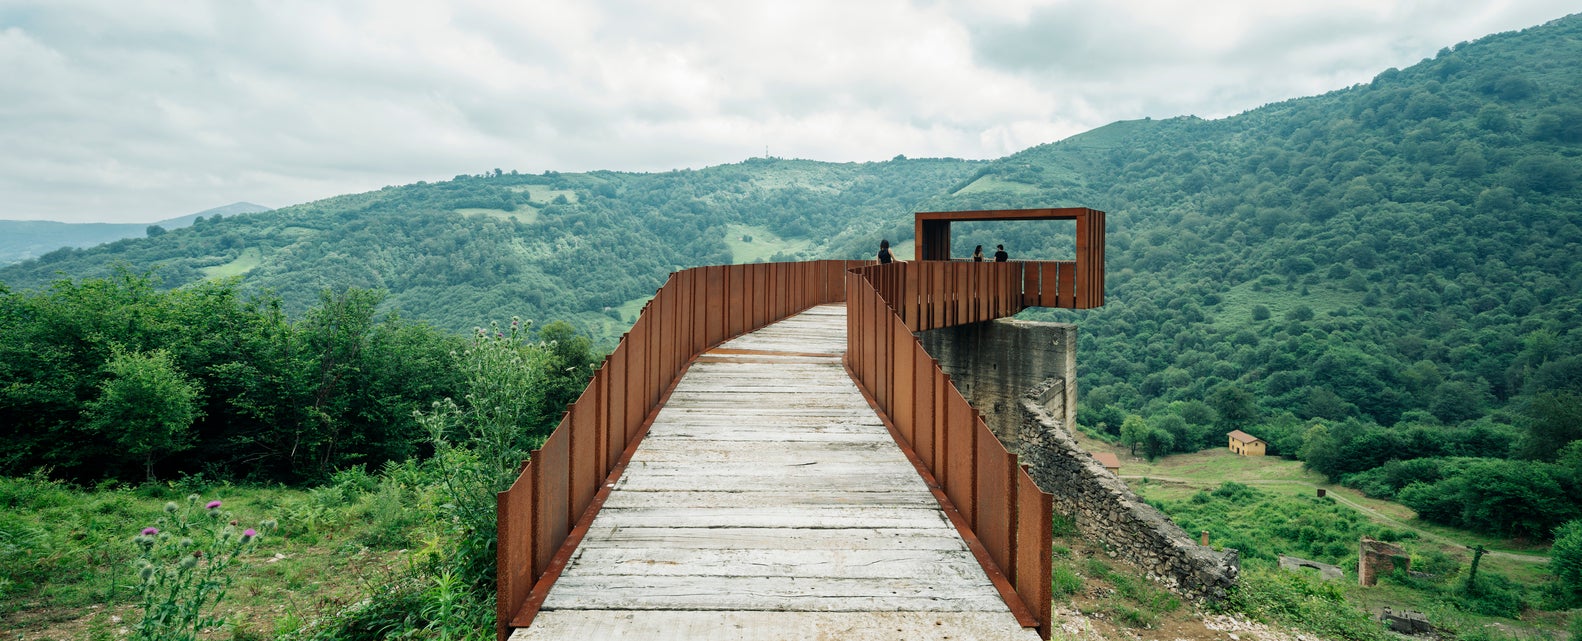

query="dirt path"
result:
[1121,475,1550,564]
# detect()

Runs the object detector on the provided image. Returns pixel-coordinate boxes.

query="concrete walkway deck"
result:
[511,304,1037,640]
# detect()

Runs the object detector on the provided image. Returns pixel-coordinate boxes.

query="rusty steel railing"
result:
[495,260,867,640]
[845,261,1056,639]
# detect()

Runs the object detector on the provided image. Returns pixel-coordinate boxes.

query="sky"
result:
[1,1,1576,223]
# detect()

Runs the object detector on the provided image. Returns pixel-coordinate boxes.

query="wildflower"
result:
[163,502,178,513]
[260,519,278,532]
[134,535,155,550]
[142,527,159,536]
[229,519,238,526]
[179,537,194,548]
[180,555,198,570]
[137,562,154,583]
[206,500,222,510]
[241,528,257,543]
[187,494,200,505]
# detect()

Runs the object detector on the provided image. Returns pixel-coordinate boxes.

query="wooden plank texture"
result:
[512,304,1037,641]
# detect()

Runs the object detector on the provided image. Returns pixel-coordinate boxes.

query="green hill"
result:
[0,160,980,338]
[4,14,1580,492]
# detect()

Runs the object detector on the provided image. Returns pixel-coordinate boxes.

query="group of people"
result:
[972,244,1009,262]
[875,240,1007,264]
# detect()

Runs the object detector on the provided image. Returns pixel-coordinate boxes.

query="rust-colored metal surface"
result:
[844,359,1043,634]
[1017,472,1054,640]
[976,435,1015,576]
[494,465,534,641]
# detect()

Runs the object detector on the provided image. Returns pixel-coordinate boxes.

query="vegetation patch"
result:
[722,224,815,264]
[202,246,263,279]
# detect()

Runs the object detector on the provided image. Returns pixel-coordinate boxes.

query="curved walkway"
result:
[513,305,1037,641]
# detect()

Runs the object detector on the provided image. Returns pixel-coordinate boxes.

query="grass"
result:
[1211,278,1366,331]
[610,295,653,325]
[721,224,815,264]
[203,247,264,279]
[453,206,539,224]
[1049,532,1185,633]
[954,176,1041,196]
[0,473,419,640]
[1078,439,1574,639]
[505,185,578,204]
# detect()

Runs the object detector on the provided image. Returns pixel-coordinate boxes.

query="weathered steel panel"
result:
[945,393,975,529]
[570,393,598,527]
[495,467,534,641]
[975,435,1015,577]
[656,281,675,397]
[1016,472,1054,640]
[892,316,914,444]
[1058,261,1075,309]
[534,427,570,578]
[703,267,724,346]
[727,265,745,340]
[625,324,647,443]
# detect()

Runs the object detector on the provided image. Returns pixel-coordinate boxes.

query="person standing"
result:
[972,245,984,262]
[993,244,1008,262]
[878,239,893,264]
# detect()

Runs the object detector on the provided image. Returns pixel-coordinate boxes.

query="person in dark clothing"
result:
[877,239,893,264]
[972,245,984,262]
[993,244,1008,262]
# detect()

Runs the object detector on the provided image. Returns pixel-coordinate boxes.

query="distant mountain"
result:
[3,14,1579,444]
[0,202,270,266]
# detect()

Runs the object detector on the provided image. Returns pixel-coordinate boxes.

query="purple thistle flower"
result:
[206,500,222,509]
[142,527,159,535]
[243,528,257,537]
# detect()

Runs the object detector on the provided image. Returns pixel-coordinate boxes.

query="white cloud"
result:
[0,0,1576,222]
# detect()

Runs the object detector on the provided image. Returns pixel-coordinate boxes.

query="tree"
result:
[1210,384,1259,426]
[1515,392,1582,461]
[1141,428,1175,462]
[1119,414,1148,456]
[1548,518,1582,607]
[83,347,202,480]
[145,225,166,238]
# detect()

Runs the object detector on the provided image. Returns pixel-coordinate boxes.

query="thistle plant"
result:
[129,494,277,641]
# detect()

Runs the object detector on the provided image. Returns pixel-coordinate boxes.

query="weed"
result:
[1052,566,1082,597]
[128,494,276,641]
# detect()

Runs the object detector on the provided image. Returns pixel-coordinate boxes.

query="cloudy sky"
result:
[2,1,1576,223]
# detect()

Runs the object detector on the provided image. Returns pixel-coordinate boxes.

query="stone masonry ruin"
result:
[1359,537,1411,587]
[921,319,1241,603]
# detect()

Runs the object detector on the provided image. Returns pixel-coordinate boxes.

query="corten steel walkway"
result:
[497,208,1105,640]
[511,305,1036,640]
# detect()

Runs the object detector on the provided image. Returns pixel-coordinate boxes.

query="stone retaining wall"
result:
[1019,378,1240,603]
[919,320,1240,603]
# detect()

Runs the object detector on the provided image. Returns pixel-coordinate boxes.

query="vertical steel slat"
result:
[1058,262,1075,309]
[1017,472,1054,640]
[945,393,976,529]
[975,433,1015,578]
[704,266,723,346]
[534,427,569,580]
[892,313,914,444]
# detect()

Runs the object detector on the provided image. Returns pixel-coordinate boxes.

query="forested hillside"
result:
[4,12,1580,535]
[0,160,980,337]
[969,15,1582,542]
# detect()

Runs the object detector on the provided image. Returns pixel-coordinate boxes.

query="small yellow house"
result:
[1228,430,1267,456]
